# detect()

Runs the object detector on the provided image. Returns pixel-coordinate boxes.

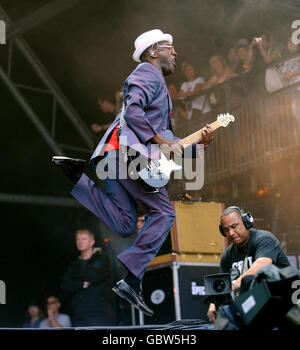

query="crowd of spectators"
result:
[91,30,300,138]
[22,297,71,329]
[22,228,115,329]
[172,31,300,131]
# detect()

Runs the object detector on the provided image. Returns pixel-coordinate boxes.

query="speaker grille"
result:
[172,201,225,253]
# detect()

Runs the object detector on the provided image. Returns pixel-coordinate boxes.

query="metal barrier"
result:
[173,78,300,186]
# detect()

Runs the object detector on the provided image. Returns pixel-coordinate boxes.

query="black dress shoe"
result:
[112,279,154,316]
[52,156,85,185]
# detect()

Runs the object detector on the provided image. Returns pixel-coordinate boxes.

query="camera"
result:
[204,273,233,308]
[204,273,231,295]
[213,266,300,330]
[255,37,262,43]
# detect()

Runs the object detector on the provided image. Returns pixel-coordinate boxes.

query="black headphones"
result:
[219,206,254,237]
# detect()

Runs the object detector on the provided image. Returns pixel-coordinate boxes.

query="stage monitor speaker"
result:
[231,274,299,329]
[143,263,221,324]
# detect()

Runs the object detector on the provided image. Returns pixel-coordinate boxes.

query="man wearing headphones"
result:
[207,206,290,324]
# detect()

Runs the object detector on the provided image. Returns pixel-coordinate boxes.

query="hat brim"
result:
[133,33,173,63]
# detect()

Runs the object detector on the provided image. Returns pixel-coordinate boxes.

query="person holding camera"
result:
[235,39,254,74]
[250,33,280,65]
[207,206,290,324]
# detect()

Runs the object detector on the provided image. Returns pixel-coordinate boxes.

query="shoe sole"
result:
[52,156,86,162]
[112,286,153,317]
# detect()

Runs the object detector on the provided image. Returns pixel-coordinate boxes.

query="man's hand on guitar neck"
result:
[200,124,214,145]
[151,134,183,158]
[150,124,214,158]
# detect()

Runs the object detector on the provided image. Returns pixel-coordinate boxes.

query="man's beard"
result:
[159,54,175,76]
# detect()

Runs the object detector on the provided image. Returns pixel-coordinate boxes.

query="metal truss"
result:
[0,2,93,157]
[0,1,93,206]
[6,0,83,40]
[0,192,81,208]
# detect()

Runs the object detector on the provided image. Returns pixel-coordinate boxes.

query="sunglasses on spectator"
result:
[47,301,58,305]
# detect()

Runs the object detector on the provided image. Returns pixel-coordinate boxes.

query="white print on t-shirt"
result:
[282,56,300,86]
[232,256,253,275]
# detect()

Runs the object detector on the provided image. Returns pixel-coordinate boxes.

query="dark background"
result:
[0,0,300,327]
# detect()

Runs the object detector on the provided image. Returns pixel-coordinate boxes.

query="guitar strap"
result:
[117,102,126,139]
[116,102,128,163]
[166,90,174,133]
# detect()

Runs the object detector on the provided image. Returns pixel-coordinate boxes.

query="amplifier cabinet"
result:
[156,201,227,257]
[171,201,225,254]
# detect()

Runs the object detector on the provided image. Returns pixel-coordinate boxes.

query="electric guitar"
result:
[133,113,235,188]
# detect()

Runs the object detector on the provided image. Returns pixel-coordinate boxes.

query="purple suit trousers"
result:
[71,155,175,279]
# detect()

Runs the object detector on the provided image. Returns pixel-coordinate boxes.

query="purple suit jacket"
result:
[90,62,176,168]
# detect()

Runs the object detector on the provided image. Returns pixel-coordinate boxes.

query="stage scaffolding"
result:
[0,1,92,207]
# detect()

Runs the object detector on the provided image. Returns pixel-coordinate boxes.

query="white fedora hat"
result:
[132,29,173,63]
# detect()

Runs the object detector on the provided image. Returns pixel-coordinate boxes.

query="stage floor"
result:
[6,319,214,331]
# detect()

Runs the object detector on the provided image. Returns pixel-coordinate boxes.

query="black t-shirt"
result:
[220,229,290,274]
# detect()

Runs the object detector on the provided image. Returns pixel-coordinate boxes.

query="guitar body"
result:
[133,114,235,189]
[136,130,182,188]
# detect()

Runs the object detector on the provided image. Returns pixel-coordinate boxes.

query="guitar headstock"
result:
[217,113,235,127]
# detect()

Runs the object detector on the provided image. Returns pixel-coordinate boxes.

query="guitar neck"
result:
[178,120,221,148]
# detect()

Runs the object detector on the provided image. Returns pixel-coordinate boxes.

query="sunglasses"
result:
[47,301,58,305]
[157,45,176,53]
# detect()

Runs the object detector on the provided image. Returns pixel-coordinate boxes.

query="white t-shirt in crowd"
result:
[180,77,211,119]
[282,55,300,121]
[282,55,300,86]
